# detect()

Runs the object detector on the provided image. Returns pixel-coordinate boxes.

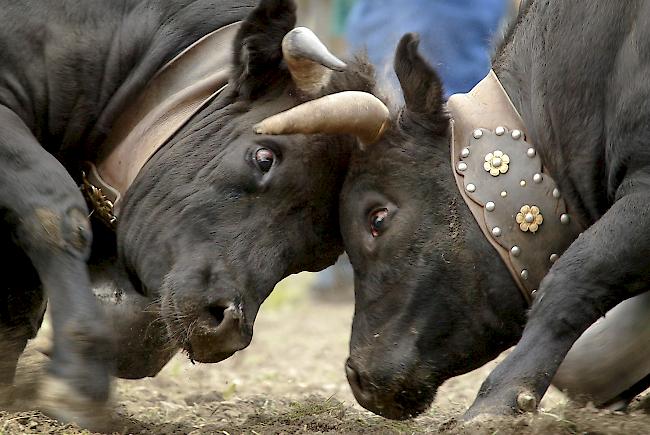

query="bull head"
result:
[338,34,525,420]
[111,0,390,376]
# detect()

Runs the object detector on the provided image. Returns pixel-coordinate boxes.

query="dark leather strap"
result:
[83,21,240,227]
[448,70,583,303]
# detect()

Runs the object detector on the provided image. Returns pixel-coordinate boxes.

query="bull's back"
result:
[498,0,649,222]
[0,0,255,156]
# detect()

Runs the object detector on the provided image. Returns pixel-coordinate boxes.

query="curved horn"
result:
[283,27,347,95]
[253,91,390,147]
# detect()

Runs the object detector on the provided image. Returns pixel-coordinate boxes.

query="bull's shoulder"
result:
[0,0,255,155]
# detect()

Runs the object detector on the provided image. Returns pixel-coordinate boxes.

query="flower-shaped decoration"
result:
[483,150,510,176]
[516,205,543,233]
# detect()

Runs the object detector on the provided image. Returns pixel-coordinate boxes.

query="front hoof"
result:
[37,375,112,431]
[463,388,538,422]
[463,405,514,423]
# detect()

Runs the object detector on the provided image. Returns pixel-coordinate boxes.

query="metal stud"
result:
[533,173,543,184]
[495,126,506,136]
[501,191,507,198]
[492,227,502,237]
[520,180,527,187]
[560,214,570,224]
[527,147,536,158]
[552,188,561,199]
[511,246,521,257]
[521,269,529,280]
[466,183,476,193]
[550,253,559,263]
[457,162,468,172]
[531,289,537,296]
[461,147,470,158]
[511,129,522,140]
[485,201,495,212]
[473,129,483,139]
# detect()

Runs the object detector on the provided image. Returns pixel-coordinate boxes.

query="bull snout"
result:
[187,297,253,363]
[345,361,378,411]
[345,357,434,420]
[161,256,257,363]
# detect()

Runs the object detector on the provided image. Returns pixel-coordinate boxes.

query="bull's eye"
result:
[370,208,389,237]
[255,148,275,173]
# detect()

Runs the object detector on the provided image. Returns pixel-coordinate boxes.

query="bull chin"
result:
[352,383,437,421]
[184,341,237,363]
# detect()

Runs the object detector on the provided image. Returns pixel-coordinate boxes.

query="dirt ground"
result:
[2,272,650,434]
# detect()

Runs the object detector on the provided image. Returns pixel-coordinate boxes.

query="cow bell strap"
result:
[447,70,583,303]
[82,21,241,228]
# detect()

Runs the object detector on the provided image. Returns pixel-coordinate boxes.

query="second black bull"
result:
[336,0,650,421]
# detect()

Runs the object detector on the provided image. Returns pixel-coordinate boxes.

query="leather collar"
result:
[448,70,583,303]
[82,21,241,228]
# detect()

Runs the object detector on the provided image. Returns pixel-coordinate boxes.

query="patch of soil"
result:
[2,278,650,434]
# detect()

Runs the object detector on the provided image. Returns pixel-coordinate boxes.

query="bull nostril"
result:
[185,301,250,362]
[207,304,226,326]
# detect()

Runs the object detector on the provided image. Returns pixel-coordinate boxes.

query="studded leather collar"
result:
[81,21,241,228]
[448,70,583,303]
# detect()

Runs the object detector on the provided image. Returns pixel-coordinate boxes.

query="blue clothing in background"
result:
[344,0,507,99]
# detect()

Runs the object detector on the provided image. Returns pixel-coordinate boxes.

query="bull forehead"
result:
[244,91,298,122]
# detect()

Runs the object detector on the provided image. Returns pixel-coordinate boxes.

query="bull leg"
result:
[0,106,112,425]
[0,331,27,404]
[0,235,47,406]
[0,329,34,407]
[464,187,650,420]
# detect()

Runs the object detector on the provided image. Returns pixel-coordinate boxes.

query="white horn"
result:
[283,27,347,95]
[253,91,390,147]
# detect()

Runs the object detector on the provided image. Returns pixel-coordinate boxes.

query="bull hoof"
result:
[37,375,112,431]
[463,398,515,421]
[462,412,506,425]
[463,388,538,421]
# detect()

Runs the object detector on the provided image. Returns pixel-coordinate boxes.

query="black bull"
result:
[340,0,650,421]
[0,0,387,423]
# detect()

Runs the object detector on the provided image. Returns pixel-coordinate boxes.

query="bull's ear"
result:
[394,33,448,135]
[231,0,297,100]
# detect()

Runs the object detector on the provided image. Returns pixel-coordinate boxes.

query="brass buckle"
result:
[81,170,117,229]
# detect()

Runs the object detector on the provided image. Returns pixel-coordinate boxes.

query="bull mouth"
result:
[352,383,437,420]
[183,338,237,363]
